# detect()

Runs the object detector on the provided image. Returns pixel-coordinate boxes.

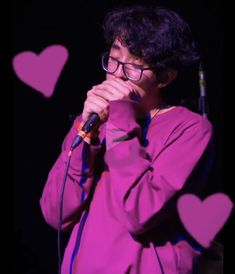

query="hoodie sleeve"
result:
[105,100,213,235]
[40,115,104,231]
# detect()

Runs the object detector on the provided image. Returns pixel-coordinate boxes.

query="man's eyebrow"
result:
[110,43,143,65]
[111,43,121,50]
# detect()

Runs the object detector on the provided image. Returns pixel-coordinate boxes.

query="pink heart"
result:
[177,193,233,248]
[12,45,69,97]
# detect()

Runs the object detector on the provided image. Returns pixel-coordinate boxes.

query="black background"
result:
[12,0,225,273]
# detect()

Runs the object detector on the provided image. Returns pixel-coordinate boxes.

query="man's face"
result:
[106,39,159,99]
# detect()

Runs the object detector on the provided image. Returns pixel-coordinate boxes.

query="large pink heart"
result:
[177,193,233,248]
[13,45,69,97]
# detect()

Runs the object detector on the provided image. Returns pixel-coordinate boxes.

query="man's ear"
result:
[157,68,178,88]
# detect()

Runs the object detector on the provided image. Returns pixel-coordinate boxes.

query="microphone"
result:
[71,113,101,150]
[81,113,101,133]
[198,62,209,118]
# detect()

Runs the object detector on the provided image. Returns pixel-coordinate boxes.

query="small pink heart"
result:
[13,45,69,97]
[177,193,233,248]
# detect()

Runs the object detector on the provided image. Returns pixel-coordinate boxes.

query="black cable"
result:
[57,154,71,274]
[155,249,165,274]
[57,113,100,273]
[57,134,84,274]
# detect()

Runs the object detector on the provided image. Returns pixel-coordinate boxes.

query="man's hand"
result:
[82,78,138,123]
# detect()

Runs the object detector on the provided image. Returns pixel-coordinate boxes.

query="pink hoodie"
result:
[40,100,213,274]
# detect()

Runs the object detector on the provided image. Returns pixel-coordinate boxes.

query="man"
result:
[40,5,213,273]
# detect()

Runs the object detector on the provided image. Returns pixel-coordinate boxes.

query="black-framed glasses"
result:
[101,52,157,81]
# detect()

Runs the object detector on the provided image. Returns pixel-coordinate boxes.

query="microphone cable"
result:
[57,113,100,274]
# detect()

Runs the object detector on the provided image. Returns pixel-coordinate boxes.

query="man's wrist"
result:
[76,121,99,140]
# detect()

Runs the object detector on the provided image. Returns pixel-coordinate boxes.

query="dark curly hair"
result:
[103,5,200,71]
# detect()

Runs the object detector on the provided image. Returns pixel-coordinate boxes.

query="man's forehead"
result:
[111,38,124,50]
[110,39,142,63]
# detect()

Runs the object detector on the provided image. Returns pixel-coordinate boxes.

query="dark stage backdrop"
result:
[12,0,224,273]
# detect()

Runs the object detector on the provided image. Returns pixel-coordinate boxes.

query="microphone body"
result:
[81,113,101,133]
[71,113,101,150]
[198,63,208,118]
